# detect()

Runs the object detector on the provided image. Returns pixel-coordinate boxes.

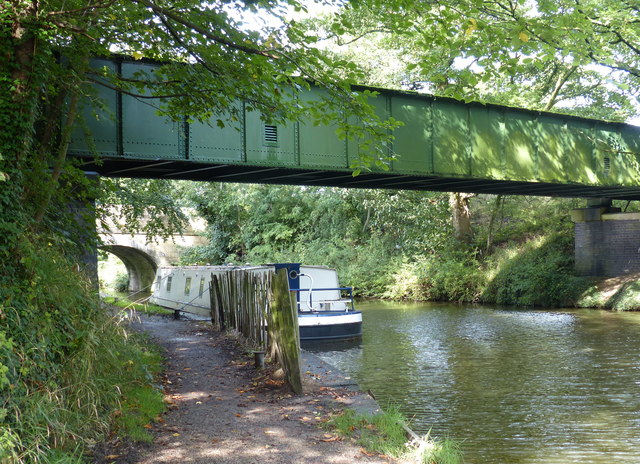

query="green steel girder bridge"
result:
[71,58,640,200]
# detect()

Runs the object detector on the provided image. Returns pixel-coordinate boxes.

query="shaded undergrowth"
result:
[0,242,166,463]
[385,232,591,308]
[382,231,640,311]
[575,274,640,310]
[481,233,591,307]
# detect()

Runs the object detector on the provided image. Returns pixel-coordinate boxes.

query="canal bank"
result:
[93,313,400,464]
[300,350,382,417]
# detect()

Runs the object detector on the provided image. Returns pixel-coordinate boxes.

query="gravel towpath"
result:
[95,314,399,464]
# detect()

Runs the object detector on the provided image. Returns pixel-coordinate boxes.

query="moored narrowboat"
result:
[149,263,362,341]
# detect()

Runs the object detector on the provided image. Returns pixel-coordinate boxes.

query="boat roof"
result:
[156,264,335,272]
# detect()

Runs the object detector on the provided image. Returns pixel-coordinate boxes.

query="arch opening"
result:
[99,245,158,297]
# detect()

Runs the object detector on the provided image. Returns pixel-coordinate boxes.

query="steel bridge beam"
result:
[70,57,640,200]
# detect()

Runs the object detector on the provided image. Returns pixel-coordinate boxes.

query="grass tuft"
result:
[102,295,174,316]
[116,385,166,443]
[326,405,464,464]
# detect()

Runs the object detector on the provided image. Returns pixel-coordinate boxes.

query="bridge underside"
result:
[78,157,640,200]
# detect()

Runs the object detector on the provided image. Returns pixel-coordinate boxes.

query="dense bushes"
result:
[384,253,484,302]
[0,241,164,462]
[181,183,454,297]
[179,183,635,309]
[384,233,594,308]
[481,233,591,307]
[114,272,130,293]
[381,196,604,308]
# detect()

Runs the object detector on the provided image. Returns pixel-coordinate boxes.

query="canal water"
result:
[306,301,640,464]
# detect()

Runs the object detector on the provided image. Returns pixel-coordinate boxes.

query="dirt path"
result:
[95,314,399,464]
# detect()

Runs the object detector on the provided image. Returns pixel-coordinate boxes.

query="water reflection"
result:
[302,337,362,352]
[311,301,640,464]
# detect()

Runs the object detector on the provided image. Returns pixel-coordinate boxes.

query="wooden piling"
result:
[268,269,302,394]
[210,273,225,330]
[208,267,301,393]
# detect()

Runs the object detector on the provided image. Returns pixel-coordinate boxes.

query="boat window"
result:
[154,279,160,292]
[184,277,191,296]
[166,276,172,292]
[199,277,205,296]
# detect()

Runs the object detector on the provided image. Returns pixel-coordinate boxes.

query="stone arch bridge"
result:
[98,214,207,294]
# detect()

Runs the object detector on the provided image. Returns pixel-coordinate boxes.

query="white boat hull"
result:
[149,264,362,341]
[298,311,362,341]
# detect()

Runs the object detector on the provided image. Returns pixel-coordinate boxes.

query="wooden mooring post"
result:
[209,274,225,330]
[208,267,302,393]
[268,268,302,394]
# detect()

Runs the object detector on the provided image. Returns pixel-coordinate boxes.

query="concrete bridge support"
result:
[572,199,640,276]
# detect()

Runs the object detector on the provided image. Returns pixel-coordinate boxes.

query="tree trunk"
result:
[449,192,474,243]
[485,195,505,254]
[7,1,39,164]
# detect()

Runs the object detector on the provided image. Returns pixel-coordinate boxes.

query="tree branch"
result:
[131,0,281,59]
[612,29,640,57]
[158,16,221,78]
[34,90,80,223]
[46,0,118,17]
[544,65,577,111]
[86,69,182,86]
[589,52,640,79]
[334,28,392,46]
[86,75,192,99]
[47,19,96,40]
[85,76,282,117]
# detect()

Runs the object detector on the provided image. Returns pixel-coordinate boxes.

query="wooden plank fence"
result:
[209,268,302,393]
